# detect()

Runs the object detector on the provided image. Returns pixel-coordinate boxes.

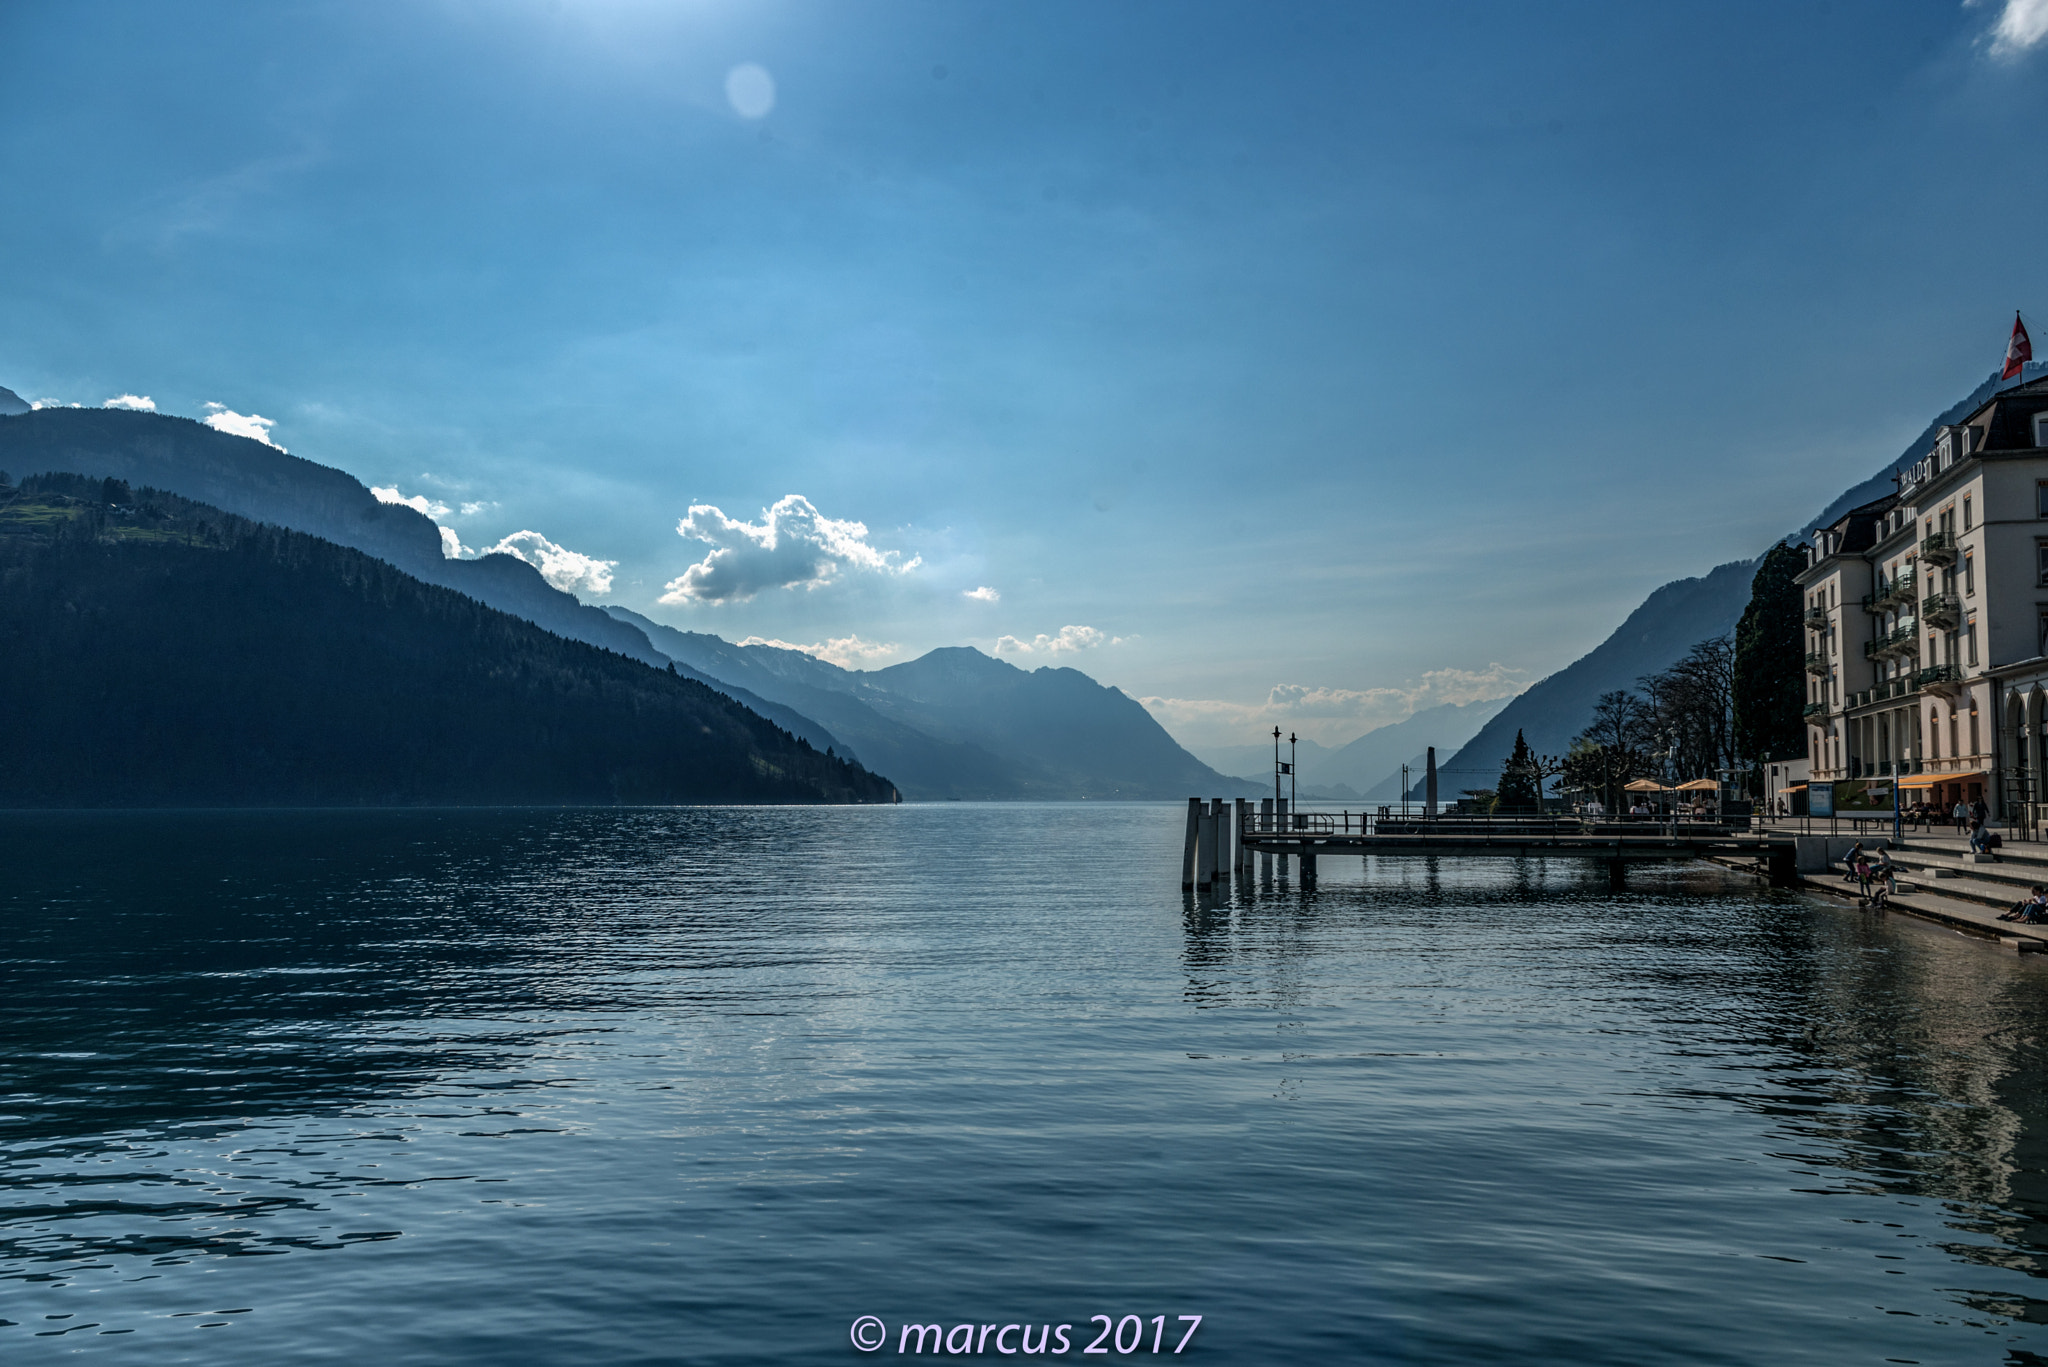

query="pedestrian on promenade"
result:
[1854,851,1873,898]
[1954,799,1970,832]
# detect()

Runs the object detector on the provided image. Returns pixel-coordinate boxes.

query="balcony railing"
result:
[1804,651,1832,676]
[1805,606,1831,629]
[1920,530,1958,566]
[1921,592,1962,628]
[1915,663,1963,691]
[1865,624,1920,659]
[1803,701,1828,718]
[1873,568,1917,609]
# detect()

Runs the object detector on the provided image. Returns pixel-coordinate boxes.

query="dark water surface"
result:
[7,805,2048,1364]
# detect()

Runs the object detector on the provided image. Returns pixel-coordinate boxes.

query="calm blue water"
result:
[5,804,2048,1364]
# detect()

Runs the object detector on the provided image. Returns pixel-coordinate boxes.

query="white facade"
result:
[1795,379,2048,815]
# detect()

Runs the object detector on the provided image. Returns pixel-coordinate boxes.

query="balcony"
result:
[1921,592,1962,629]
[1805,606,1831,629]
[1873,568,1917,608]
[1805,651,1832,676]
[1864,624,1920,659]
[1803,701,1828,719]
[1920,530,1957,566]
[1915,663,1963,694]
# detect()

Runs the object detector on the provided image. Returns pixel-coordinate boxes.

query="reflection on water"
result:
[6,807,2048,1363]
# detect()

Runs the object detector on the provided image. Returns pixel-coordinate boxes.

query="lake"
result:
[5,803,2048,1364]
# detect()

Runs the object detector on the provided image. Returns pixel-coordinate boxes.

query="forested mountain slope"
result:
[0,474,895,807]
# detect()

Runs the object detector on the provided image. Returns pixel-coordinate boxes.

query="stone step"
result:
[1800,875,2048,950]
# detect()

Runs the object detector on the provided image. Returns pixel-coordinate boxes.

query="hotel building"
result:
[1797,377,2048,815]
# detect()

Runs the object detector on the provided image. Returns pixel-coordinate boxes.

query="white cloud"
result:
[438,526,473,560]
[102,394,155,411]
[995,624,1109,657]
[964,586,1001,603]
[202,402,285,450]
[659,494,918,604]
[484,529,617,597]
[1986,0,2048,53]
[738,633,901,668]
[371,485,452,518]
[30,399,76,409]
[458,501,495,517]
[1140,663,1534,745]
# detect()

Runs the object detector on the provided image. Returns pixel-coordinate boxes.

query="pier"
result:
[1180,797,2048,953]
[1182,797,1806,892]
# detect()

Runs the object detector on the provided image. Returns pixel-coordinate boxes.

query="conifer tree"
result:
[1495,728,1541,812]
[1733,542,1806,777]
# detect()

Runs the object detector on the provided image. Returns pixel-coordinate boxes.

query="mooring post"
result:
[1196,802,1216,888]
[1301,848,1318,883]
[1234,798,1250,875]
[1607,859,1626,892]
[1209,798,1228,880]
[1182,798,1201,887]
[1426,747,1438,820]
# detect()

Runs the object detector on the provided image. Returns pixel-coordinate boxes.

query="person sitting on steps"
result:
[1999,888,2048,923]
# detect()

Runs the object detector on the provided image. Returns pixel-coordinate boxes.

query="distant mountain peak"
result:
[0,385,30,417]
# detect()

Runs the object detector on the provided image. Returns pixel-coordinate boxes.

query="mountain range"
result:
[1193,696,1514,801]
[0,473,893,807]
[0,403,1249,802]
[1430,361,2048,790]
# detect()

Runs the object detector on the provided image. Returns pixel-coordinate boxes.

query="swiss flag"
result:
[2005,312,2033,381]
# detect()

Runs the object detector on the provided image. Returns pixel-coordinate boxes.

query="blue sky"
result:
[3,0,2047,750]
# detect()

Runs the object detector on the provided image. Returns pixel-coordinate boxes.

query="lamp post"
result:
[1273,726,1282,810]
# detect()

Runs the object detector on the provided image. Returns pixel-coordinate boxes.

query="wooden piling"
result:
[1204,795,1220,881]
[1234,798,1249,874]
[1260,797,1273,879]
[1196,803,1216,887]
[1182,798,1201,888]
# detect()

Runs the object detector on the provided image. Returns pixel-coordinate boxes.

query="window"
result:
[2039,611,2048,658]
[2036,412,2048,448]
[1951,713,1961,757]
[1967,615,1979,666]
[1964,496,1972,530]
[2038,481,2048,517]
[2037,541,2048,584]
[1965,552,1975,596]
[1970,708,1980,756]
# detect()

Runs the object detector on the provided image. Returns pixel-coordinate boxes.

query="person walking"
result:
[1954,798,1970,833]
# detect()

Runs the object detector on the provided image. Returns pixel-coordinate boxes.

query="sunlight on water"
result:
[6,805,2048,1364]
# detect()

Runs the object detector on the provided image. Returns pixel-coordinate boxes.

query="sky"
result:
[3,0,2047,751]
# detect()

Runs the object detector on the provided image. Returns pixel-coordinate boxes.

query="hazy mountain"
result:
[1428,559,1758,795]
[0,474,896,807]
[609,607,1022,799]
[614,606,1250,800]
[1196,696,1514,797]
[0,386,28,417]
[863,646,1247,799]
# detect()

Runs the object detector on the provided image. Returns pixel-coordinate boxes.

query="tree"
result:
[1639,637,1737,782]
[1733,541,1807,779]
[1495,729,1541,811]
